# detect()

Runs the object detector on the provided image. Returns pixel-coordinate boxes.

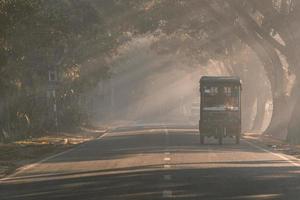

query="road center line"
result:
[163,190,172,198]
[244,139,300,167]
[165,128,169,144]
[164,157,171,161]
[165,129,169,134]
[164,164,171,168]
[164,128,170,155]
[163,174,172,180]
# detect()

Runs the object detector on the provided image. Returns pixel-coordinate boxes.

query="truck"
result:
[199,76,242,145]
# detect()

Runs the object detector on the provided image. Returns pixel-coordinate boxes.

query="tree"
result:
[0,0,120,138]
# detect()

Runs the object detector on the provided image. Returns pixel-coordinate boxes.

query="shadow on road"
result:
[2,129,299,199]
[37,129,265,164]
[1,164,300,200]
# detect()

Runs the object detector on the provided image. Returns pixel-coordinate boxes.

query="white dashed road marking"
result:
[163,128,173,198]
[164,175,172,181]
[164,128,169,135]
[164,128,169,146]
[163,190,173,198]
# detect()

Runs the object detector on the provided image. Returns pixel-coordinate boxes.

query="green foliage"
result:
[0,0,118,138]
[0,0,248,138]
[1,0,298,141]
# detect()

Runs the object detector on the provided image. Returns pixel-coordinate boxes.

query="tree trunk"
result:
[265,95,290,138]
[207,1,288,136]
[252,96,266,132]
[287,80,300,143]
[243,96,257,131]
[287,95,300,143]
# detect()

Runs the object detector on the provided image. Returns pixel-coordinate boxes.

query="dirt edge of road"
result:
[0,127,108,179]
[244,133,300,159]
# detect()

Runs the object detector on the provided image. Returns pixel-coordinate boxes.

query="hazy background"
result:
[1,0,300,143]
[88,34,272,132]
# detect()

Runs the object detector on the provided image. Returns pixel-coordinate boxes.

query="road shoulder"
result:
[0,127,108,180]
[244,133,300,166]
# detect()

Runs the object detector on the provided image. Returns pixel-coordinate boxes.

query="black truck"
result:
[199,76,242,144]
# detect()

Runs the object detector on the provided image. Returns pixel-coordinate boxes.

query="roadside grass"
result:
[0,127,107,178]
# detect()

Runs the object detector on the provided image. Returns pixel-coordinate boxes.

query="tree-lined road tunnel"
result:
[2,1,300,199]
[87,0,300,142]
[2,1,300,142]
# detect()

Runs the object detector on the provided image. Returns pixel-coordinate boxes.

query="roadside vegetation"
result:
[0,127,106,178]
[1,0,300,144]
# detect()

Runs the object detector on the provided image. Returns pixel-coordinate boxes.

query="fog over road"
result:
[1,127,300,200]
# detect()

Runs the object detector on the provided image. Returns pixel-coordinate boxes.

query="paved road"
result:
[1,127,300,200]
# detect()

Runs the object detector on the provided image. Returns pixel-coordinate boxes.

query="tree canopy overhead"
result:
[1,0,300,142]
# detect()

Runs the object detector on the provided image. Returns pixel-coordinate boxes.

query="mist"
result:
[86,34,273,133]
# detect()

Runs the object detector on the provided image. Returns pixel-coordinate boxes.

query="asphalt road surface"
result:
[1,127,300,200]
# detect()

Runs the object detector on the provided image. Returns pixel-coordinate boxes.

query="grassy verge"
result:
[0,127,107,178]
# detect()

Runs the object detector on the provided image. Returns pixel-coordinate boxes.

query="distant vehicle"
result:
[199,76,242,144]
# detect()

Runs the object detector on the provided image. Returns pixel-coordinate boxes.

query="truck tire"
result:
[200,135,205,144]
[218,128,222,145]
[218,128,223,145]
[218,135,223,145]
[235,134,240,144]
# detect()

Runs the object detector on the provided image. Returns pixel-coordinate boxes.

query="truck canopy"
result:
[200,76,241,86]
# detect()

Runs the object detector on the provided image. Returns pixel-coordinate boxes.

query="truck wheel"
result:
[218,135,223,145]
[218,132,223,145]
[200,135,205,144]
[218,128,223,145]
[235,134,240,144]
